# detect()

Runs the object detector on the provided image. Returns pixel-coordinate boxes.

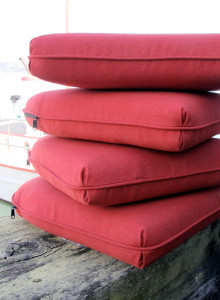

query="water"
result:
[0,200,11,217]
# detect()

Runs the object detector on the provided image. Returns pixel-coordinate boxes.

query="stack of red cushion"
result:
[12,34,220,269]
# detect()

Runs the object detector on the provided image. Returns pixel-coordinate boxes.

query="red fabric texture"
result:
[12,177,220,268]
[29,136,220,206]
[29,33,220,90]
[24,89,220,152]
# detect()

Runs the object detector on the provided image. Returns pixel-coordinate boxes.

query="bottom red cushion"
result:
[12,177,220,269]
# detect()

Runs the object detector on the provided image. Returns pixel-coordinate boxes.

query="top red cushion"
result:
[29,33,220,90]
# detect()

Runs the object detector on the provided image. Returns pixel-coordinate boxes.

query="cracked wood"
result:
[0,216,220,300]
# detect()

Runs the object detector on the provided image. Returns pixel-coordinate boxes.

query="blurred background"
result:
[0,0,220,215]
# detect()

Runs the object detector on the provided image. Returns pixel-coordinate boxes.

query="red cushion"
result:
[29,33,220,90]
[12,177,220,268]
[29,136,220,206]
[24,89,220,152]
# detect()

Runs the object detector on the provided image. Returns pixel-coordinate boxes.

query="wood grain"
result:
[0,216,220,300]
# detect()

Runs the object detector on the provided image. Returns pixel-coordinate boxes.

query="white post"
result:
[66,0,70,33]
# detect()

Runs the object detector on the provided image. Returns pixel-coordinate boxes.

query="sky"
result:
[1,0,220,62]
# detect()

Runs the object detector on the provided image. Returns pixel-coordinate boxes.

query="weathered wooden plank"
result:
[0,216,220,300]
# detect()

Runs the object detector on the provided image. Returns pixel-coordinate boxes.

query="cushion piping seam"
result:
[12,196,220,252]
[29,55,220,61]
[23,109,220,131]
[29,156,220,190]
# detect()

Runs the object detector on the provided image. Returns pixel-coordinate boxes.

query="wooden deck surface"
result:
[0,215,220,300]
